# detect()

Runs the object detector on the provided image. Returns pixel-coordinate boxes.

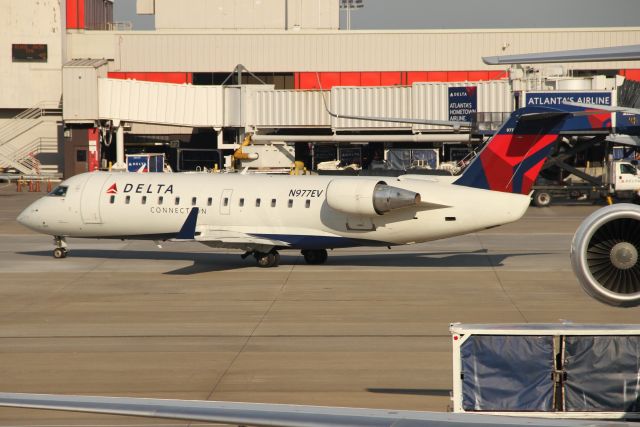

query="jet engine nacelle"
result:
[570,203,640,307]
[326,179,421,216]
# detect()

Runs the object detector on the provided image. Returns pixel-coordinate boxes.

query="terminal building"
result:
[2,0,640,177]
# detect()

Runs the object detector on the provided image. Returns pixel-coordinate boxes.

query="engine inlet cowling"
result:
[570,203,640,307]
[326,179,421,217]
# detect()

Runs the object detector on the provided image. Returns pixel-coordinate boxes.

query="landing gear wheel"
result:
[53,247,67,259]
[255,250,280,268]
[533,191,552,208]
[302,249,328,265]
[53,236,68,259]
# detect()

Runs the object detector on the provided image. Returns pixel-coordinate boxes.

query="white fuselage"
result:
[18,172,530,250]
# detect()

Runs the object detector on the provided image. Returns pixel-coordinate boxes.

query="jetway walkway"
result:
[63,65,512,134]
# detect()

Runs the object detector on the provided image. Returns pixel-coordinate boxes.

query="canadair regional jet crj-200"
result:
[18,106,570,267]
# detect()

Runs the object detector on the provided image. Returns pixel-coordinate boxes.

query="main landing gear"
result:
[301,249,328,265]
[241,250,281,268]
[256,250,280,268]
[242,248,329,267]
[53,236,68,259]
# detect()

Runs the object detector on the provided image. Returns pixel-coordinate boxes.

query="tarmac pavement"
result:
[0,186,636,425]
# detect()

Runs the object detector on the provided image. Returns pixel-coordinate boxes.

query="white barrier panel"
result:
[331,86,412,130]
[250,90,331,129]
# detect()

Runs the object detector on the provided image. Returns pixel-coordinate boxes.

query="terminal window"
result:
[12,44,47,62]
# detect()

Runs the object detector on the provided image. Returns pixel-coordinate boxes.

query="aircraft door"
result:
[220,189,233,215]
[80,174,110,224]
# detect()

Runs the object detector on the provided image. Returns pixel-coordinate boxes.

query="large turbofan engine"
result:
[571,204,640,307]
[326,179,421,216]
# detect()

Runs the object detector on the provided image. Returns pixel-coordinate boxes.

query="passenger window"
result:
[224,197,229,206]
[125,195,131,204]
[175,197,180,205]
[239,198,245,207]
[48,185,68,197]
[207,197,212,206]
[158,196,163,205]
[271,198,276,207]
[288,199,293,208]
[109,195,115,204]
[305,199,310,208]
[142,196,147,205]
[256,198,261,207]
[192,197,197,206]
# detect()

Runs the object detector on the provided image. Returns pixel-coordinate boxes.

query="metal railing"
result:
[0,101,61,148]
[0,137,58,176]
[0,102,61,175]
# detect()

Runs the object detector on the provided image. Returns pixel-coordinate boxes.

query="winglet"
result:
[176,207,199,240]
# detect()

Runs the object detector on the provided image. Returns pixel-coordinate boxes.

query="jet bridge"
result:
[62,60,512,133]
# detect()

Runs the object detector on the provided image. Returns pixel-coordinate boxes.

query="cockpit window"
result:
[48,185,68,197]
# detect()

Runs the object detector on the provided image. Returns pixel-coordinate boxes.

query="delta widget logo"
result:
[106,183,118,194]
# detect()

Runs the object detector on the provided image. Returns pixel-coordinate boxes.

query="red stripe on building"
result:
[78,0,85,28]
[295,71,508,89]
[621,69,640,81]
[380,72,402,86]
[66,0,82,30]
[107,72,193,84]
[360,72,381,86]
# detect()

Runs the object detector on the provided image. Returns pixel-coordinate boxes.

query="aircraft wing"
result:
[168,209,288,249]
[483,44,640,65]
[0,393,630,427]
[195,229,290,250]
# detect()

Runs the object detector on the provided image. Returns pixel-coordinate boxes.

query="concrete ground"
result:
[0,184,637,425]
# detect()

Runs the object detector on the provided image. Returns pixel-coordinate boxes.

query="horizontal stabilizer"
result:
[563,102,640,116]
[607,134,640,147]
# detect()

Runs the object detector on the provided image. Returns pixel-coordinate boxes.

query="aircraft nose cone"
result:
[17,209,29,226]
[17,205,40,231]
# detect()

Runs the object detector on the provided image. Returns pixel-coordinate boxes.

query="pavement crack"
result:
[204,255,298,401]
[474,233,529,323]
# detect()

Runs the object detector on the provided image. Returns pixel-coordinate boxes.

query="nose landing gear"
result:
[53,236,68,259]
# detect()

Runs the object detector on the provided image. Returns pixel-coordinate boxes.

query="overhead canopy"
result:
[483,44,640,65]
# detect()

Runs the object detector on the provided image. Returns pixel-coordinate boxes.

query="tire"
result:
[53,248,67,259]
[256,251,279,268]
[302,249,328,265]
[533,191,552,208]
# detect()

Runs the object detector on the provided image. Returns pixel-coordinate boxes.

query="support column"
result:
[111,122,126,171]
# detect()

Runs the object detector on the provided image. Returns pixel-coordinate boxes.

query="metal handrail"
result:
[0,137,57,175]
[0,101,61,146]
